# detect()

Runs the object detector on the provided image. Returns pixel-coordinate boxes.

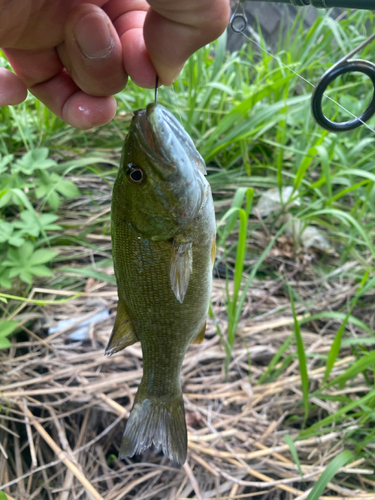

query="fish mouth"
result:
[133,103,206,181]
[132,106,175,180]
[131,103,208,225]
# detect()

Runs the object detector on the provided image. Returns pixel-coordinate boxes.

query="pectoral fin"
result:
[105,300,138,355]
[191,322,206,345]
[170,241,193,304]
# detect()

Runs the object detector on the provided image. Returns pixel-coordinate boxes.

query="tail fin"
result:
[119,395,187,465]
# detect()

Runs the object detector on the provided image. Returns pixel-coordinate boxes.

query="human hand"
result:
[0,0,230,129]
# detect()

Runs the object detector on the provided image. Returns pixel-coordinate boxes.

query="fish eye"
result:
[127,163,145,184]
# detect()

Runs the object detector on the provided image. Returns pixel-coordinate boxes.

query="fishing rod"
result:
[231,1,375,132]
[239,0,374,10]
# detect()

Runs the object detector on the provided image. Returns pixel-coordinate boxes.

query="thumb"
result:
[57,3,127,97]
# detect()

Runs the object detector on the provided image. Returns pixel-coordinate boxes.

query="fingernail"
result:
[75,13,114,59]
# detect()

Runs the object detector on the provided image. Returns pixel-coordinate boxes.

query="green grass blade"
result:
[301,388,375,437]
[284,434,303,478]
[257,333,294,385]
[235,224,289,326]
[0,292,81,306]
[230,208,247,319]
[62,267,116,284]
[303,208,375,257]
[324,269,369,382]
[306,450,354,500]
[342,338,375,347]
[289,284,309,425]
[300,312,374,337]
[323,350,375,391]
[217,187,253,247]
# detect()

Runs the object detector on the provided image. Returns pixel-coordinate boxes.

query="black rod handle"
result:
[240,0,374,10]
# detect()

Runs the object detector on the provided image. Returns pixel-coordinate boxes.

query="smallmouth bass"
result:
[107,103,216,465]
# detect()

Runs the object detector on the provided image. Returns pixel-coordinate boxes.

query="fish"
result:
[107,103,216,465]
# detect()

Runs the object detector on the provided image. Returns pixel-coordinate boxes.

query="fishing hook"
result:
[311,33,375,133]
[155,75,159,103]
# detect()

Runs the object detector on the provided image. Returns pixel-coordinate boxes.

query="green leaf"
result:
[0,153,13,174]
[46,191,60,211]
[8,236,25,247]
[0,268,12,289]
[13,210,61,238]
[18,269,33,284]
[0,221,14,243]
[29,249,57,265]
[27,265,54,277]
[306,450,353,500]
[10,188,37,212]
[13,148,57,175]
[35,172,79,209]
[0,190,12,208]
[0,338,12,349]
[3,242,57,284]
[0,320,18,338]
[0,319,15,348]
[0,489,9,499]
[55,179,80,198]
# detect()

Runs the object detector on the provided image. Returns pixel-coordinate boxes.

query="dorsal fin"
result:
[105,300,138,355]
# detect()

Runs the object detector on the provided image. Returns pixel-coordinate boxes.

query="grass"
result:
[1,6,375,499]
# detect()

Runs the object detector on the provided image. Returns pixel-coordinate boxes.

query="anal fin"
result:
[105,300,138,355]
[191,321,206,345]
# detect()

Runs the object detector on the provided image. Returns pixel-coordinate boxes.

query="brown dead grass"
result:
[1,178,375,500]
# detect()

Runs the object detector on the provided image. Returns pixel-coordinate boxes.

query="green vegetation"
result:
[1,7,375,497]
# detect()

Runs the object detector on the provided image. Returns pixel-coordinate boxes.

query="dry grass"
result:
[1,177,375,500]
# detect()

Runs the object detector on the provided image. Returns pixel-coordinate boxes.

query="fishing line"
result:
[155,75,159,103]
[233,22,375,135]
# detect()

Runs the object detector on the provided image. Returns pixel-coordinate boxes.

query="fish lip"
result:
[132,103,206,181]
[132,107,176,180]
[131,103,208,226]
[134,109,156,152]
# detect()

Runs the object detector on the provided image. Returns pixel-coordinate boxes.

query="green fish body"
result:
[108,103,216,464]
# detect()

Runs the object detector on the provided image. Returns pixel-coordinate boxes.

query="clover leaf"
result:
[13,148,57,175]
[3,242,57,285]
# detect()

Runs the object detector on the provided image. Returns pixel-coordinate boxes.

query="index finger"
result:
[4,47,117,129]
